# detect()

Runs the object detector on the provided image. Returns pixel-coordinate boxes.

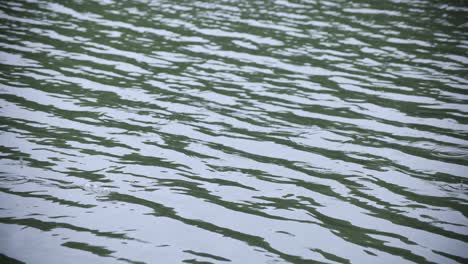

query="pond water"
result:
[1,0,467,263]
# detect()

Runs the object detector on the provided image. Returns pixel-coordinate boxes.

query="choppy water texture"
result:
[1,0,468,263]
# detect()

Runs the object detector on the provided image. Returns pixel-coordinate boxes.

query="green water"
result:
[1,0,467,263]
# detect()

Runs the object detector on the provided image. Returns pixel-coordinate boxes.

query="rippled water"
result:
[1,0,468,263]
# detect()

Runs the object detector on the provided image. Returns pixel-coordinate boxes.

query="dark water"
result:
[1,0,468,263]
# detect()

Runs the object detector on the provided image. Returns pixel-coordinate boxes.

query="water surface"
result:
[1,0,468,263]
